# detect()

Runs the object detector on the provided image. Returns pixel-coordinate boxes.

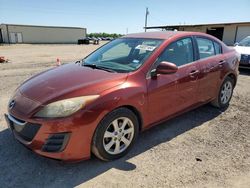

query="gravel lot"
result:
[0,43,249,188]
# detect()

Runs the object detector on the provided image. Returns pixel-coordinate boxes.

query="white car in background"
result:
[234,36,250,68]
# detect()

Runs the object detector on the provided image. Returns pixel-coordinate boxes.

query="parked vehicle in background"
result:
[78,38,90,45]
[234,36,250,68]
[78,37,100,45]
[106,37,114,41]
[5,31,239,162]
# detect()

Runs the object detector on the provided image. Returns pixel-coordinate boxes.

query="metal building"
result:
[145,22,250,46]
[0,24,86,44]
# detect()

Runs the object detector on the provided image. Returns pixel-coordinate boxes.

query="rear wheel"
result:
[211,77,234,108]
[92,108,139,161]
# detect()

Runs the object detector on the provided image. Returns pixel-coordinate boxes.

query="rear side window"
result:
[196,37,215,59]
[213,42,222,54]
[157,37,194,67]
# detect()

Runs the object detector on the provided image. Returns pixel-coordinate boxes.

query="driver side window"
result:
[156,38,194,67]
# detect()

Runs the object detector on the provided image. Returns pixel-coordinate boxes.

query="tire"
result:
[92,108,139,161]
[211,77,234,108]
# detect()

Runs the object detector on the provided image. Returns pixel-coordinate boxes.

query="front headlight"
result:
[35,95,99,118]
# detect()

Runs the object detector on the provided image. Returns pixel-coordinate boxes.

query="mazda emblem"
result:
[9,100,15,109]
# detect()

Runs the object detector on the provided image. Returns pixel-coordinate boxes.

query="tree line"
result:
[87,33,123,38]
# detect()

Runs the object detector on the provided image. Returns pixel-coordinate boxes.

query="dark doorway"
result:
[206,27,224,40]
[0,29,3,43]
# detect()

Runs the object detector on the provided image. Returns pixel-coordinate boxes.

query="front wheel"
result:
[92,108,139,161]
[211,77,234,108]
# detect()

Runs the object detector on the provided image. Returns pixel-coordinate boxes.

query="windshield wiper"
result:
[83,63,117,73]
[83,63,97,68]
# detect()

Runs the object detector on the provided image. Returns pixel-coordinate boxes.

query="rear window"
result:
[196,37,215,59]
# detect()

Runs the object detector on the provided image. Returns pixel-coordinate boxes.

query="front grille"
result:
[8,114,41,142]
[42,133,70,153]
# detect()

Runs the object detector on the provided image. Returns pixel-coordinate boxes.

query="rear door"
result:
[195,37,223,102]
[146,37,201,124]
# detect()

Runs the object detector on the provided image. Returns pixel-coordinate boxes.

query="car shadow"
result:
[0,104,226,187]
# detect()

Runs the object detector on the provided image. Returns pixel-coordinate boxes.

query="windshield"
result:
[238,36,250,47]
[83,38,163,73]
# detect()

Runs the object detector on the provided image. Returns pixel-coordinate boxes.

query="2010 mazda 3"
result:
[5,31,239,161]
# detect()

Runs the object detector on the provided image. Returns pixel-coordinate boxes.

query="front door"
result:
[146,37,201,125]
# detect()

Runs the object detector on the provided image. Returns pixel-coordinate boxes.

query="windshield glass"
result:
[83,38,163,73]
[238,36,250,47]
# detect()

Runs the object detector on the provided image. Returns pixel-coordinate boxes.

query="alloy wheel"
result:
[220,81,233,104]
[103,117,134,155]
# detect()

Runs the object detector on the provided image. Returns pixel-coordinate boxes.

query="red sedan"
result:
[5,31,239,161]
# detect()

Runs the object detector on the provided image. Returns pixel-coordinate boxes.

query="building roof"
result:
[1,23,86,30]
[145,21,250,29]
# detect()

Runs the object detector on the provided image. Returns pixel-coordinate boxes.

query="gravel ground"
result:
[0,44,249,188]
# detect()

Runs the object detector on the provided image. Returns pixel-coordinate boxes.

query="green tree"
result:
[87,32,123,38]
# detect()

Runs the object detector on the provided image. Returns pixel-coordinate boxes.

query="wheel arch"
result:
[114,105,143,132]
[226,73,237,88]
[91,105,142,160]
[220,72,237,87]
[91,104,143,149]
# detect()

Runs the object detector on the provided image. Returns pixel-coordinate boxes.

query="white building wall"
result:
[0,25,8,43]
[0,24,86,44]
[222,25,237,46]
[180,26,207,33]
[236,26,250,42]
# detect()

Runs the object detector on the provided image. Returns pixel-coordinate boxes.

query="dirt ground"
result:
[0,43,249,188]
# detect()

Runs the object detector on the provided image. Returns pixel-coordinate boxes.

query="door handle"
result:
[219,60,226,66]
[189,70,199,77]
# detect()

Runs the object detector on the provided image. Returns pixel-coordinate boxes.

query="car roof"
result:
[123,31,211,40]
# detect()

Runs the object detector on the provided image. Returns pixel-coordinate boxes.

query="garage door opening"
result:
[206,27,224,41]
[0,29,3,43]
[10,32,23,44]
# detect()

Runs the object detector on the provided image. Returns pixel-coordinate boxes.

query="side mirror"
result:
[234,42,239,46]
[151,61,178,77]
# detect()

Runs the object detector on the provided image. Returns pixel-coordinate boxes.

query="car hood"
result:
[18,63,128,105]
[234,46,250,55]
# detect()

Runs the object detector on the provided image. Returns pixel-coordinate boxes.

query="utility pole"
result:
[144,7,149,32]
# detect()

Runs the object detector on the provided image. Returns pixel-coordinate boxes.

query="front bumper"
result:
[5,114,41,142]
[4,111,101,162]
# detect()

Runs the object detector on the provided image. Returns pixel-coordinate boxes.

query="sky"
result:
[0,0,250,34]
